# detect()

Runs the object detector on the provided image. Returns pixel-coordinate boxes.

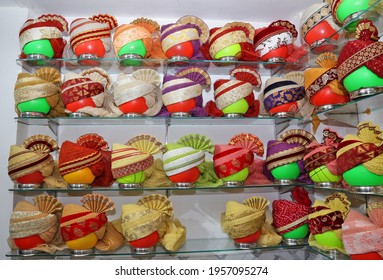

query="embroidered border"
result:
[338,42,383,81]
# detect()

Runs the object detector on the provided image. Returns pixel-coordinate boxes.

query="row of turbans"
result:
[8,193,186,254]
[223,188,383,259]
[13,56,356,120]
[14,65,264,118]
[7,121,383,190]
[8,188,383,259]
[18,13,301,62]
[16,9,383,119]
[17,0,382,63]
[14,65,266,118]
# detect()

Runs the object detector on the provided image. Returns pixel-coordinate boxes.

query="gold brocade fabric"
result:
[159,219,186,251]
[121,204,168,241]
[95,221,125,251]
[336,122,383,175]
[257,222,283,247]
[209,29,246,58]
[9,209,57,239]
[8,144,55,180]
[8,196,63,252]
[14,68,65,117]
[142,158,172,188]
[120,194,186,251]
[221,196,269,239]
[14,77,59,103]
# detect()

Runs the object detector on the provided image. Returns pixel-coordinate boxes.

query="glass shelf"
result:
[15,115,293,127]
[14,88,383,129]
[16,57,303,76]
[8,182,311,193]
[312,185,383,198]
[323,90,383,116]
[5,239,342,260]
[10,183,383,197]
[306,246,350,260]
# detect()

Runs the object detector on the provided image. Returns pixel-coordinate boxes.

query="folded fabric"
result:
[342,204,383,257]
[161,66,210,116]
[265,129,316,175]
[300,2,338,45]
[253,20,297,59]
[109,69,162,116]
[113,18,161,58]
[112,134,165,179]
[304,52,348,103]
[161,16,208,60]
[163,134,213,178]
[61,68,112,116]
[58,139,103,179]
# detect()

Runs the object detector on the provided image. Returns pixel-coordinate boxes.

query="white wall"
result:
[0,7,28,259]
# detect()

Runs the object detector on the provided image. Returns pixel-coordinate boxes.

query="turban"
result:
[9,195,62,249]
[221,196,269,239]
[272,187,311,235]
[120,194,186,251]
[214,133,264,179]
[336,121,383,175]
[60,194,114,243]
[337,20,383,85]
[8,134,58,181]
[19,14,68,58]
[163,134,213,177]
[14,67,65,117]
[110,69,162,116]
[69,14,118,54]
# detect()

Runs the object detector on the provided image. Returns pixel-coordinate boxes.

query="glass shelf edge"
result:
[16,57,306,76]
[14,90,383,126]
[307,246,350,260]
[8,182,313,192]
[10,183,383,196]
[5,239,314,259]
[14,116,300,126]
